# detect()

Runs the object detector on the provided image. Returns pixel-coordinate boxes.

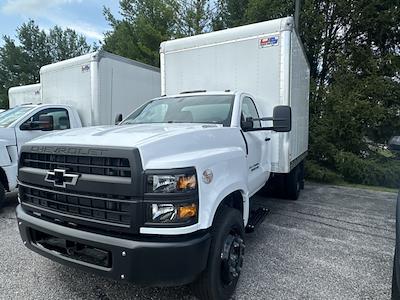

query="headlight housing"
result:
[150,203,197,224]
[145,168,198,226]
[146,169,197,193]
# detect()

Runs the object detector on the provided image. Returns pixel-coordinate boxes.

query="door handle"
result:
[265,137,271,142]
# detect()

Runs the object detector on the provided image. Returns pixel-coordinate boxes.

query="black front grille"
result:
[20,152,131,177]
[20,185,133,226]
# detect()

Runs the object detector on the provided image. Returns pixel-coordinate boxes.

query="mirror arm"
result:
[251,117,273,122]
[244,126,274,132]
[251,117,287,122]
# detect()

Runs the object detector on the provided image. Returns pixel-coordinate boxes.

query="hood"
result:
[26,123,245,170]
[27,123,224,147]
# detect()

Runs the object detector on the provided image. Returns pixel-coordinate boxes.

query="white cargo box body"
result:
[160,17,309,173]
[8,83,41,108]
[40,51,161,126]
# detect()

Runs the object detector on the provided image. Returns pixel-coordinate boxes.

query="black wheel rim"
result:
[220,229,245,286]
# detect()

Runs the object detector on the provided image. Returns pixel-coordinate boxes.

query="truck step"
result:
[246,207,270,233]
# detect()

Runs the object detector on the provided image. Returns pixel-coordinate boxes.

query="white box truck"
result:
[8,83,41,107]
[40,51,161,126]
[0,51,160,207]
[16,17,309,299]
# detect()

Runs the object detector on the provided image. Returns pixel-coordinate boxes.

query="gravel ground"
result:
[0,183,396,300]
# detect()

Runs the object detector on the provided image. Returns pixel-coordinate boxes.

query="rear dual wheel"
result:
[285,162,304,200]
[193,207,245,300]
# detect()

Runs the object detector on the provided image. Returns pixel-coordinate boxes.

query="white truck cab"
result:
[0,104,82,204]
[16,17,309,299]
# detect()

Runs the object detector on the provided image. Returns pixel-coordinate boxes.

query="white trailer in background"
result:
[0,51,160,207]
[40,51,161,126]
[8,83,41,107]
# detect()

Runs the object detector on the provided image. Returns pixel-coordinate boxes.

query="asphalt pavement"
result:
[0,183,396,299]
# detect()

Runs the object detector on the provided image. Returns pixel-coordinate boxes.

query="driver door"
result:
[241,96,270,194]
[16,108,71,152]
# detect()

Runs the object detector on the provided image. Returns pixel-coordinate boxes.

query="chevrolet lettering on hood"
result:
[30,145,108,156]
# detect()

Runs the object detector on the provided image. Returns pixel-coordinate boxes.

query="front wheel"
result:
[193,207,245,300]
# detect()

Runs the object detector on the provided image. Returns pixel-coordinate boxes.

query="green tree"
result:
[103,0,178,66]
[177,0,213,36]
[213,0,250,30]
[48,26,93,61]
[0,20,91,108]
[103,0,215,65]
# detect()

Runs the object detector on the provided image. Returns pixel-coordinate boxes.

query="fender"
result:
[202,182,250,230]
[141,145,249,235]
[195,149,249,230]
[0,140,13,167]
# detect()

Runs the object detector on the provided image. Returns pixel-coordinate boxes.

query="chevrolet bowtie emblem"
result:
[45,169,79,188]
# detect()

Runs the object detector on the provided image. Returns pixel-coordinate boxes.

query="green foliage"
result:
[103,0,216,66]
[0,20,91,108]
[305,160,342,183]
[212,0,250,30]
[334,152,400,189]
[102,0,178,66]
[245,0,294,23]
[178,0,213,35]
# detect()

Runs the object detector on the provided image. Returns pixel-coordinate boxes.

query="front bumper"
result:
[16,205,211,286]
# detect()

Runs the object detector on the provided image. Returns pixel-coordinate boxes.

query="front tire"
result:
[193,207,245,300]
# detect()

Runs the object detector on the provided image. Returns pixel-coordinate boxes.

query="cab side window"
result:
[23,108,70,130]
[241,97,261,129]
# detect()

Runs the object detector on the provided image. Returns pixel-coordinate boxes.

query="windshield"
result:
[0,106,34,127]
[122,95,234,127]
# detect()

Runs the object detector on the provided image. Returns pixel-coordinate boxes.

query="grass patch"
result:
[305,159,399,193]
[307,180,398,193]
[332,182,398,194]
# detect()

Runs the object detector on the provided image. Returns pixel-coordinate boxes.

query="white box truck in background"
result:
[40,51,161,126]
[8,83,41,107]
[0,51,160,208]
[16,17,309,300]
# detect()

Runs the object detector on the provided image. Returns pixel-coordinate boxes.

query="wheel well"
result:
[0,167,9,191]
[216,190,244,217]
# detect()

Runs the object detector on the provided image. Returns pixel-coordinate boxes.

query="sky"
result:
[0,0,121,46]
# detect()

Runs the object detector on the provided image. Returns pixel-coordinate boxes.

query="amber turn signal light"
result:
[178,204,197,219]
[177,175,197,190]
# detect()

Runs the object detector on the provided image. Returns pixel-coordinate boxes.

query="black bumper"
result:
[16,205,211,286]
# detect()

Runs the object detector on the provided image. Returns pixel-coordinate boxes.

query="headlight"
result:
[151,203,197,224]
[145,168,198,225]
[146,170,197,193]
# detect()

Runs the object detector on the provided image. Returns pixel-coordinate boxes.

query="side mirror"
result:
[21,115,54,131]
[241,117,254,131]
[115,113,123,125]
[273,105,291,132]
[20,122,32,130]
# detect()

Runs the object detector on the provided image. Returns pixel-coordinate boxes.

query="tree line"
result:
[0,0,399,187]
